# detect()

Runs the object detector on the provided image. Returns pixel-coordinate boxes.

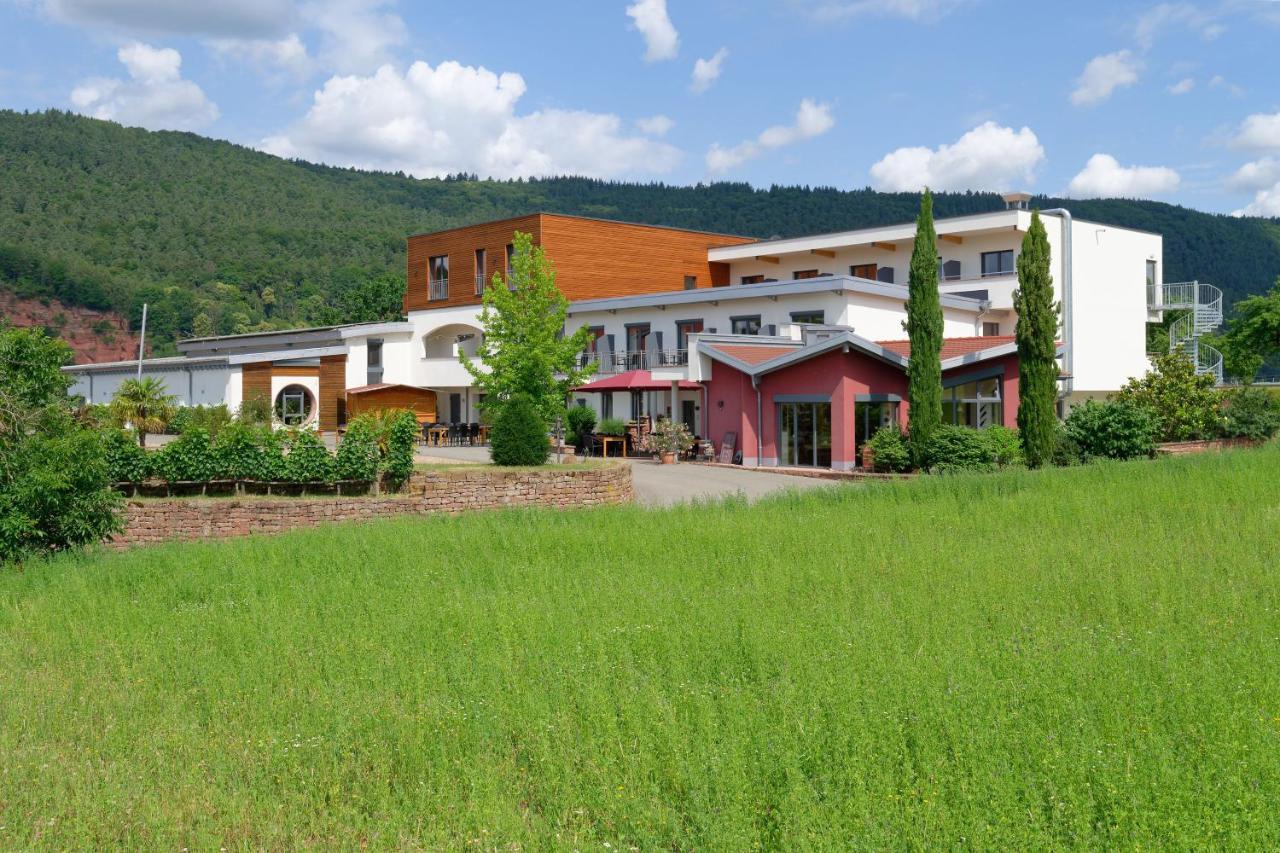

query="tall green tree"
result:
[1013,210,1061,467]
[1204,277,1280,383]
[108,377,176,447]
[461,231,595,426]
[904,190,942,465]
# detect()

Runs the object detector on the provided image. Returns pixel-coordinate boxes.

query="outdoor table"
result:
[429,426,449,446]
[598,436,626,458]
[477,425,490,444]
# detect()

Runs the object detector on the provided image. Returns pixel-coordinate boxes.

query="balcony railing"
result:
[579,350,689,373]
[429,278,449,301]
[474,274,486,296]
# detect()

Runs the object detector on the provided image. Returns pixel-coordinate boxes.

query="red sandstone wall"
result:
[114,465,633,548]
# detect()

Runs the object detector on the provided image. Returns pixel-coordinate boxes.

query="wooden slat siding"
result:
[318,355,347,431]
[403,214,755,312]
[347,387,437,423]
[405,214,542,313]
[272,365,321,378]
[241,362,272,406]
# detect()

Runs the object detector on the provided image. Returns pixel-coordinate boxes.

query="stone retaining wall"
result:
[1156,437,1260,455]
[113,464,632,548]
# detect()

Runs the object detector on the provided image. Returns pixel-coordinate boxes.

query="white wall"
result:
[69,364,236,408]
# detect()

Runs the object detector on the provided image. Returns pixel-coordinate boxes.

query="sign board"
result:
[718,431,737,464]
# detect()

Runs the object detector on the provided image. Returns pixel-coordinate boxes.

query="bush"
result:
[566,405,597,448]
[236,393,272,427]
[866,427,911,473]
[257,428,290,481]
[923,425,993,473]
[490,393,550,466]
[101,427,150,483]
[596,417,627,437]
[1116,351,1223,441]
[335,416,381,481]
[983,426,1025,468]
[151,427,219,483]
[650,418,693,455]
[382,410,418,488]
[1063,400,1157,461]
[1221,386,1280,441]
[212,422,266,480]
[169,404,232,438]
[1052,427,1085,467]
[284,429,336,483]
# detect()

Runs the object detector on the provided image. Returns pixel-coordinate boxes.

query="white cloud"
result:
[1136,3,1224,50]
[262,61,681,179]
[301,0,406,73]
[1067,153,1180,198]
[1227,157,1280,191]
[626,0,678,62]
[41,0,292,37]
[1208,74,1245,97]
[1233,184,1280,217]
[804,0,965,21]
[868,122,1044,192]
[636,114,674,136]
[1070,50,1141,106]
[706,99,833,173]
[209,33,311,75]
[1167,77,1194,95]
[1231,111,1280,152]
[690,47,728,94]
[70,42,219,131]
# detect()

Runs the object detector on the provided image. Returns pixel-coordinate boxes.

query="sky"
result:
[2,0,1279,216]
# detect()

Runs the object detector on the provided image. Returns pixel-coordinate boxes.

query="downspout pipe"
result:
[1040,207,1073,398]
[752,374,763,468]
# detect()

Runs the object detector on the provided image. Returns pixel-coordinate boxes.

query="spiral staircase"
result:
[1148,281,1224,383]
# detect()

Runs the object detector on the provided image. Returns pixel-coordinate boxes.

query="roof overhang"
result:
[179,321,412,357]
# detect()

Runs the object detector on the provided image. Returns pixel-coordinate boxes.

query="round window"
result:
[274,384,314,426]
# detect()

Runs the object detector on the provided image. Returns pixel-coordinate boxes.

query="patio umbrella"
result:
[573,370,700,392]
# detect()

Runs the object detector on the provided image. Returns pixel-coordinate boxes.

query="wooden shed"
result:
[344,384,438,424]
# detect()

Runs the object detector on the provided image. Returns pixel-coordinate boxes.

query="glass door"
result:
[778,401,832,467]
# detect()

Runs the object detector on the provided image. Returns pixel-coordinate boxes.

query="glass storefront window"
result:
[943,377,1002,429]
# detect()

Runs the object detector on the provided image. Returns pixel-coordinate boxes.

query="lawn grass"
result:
[3,449,1280,847]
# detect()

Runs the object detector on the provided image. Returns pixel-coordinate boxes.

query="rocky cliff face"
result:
[0,291,140,363]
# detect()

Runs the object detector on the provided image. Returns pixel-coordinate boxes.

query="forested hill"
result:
[3,109,1278,356]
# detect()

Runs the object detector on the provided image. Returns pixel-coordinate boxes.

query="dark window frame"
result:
[980,250,1015,278]
[730,314,762,335]
[789,310,825,324]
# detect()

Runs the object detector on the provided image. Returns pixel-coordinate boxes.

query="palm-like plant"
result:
[109,377,176,447]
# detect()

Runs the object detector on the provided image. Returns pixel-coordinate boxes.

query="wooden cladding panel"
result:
[318,354,347,432]
[347,387,437,423]
[242,362,272,405]
[272,365,321,378]
[404,214,755,311]
[405,214,542,312]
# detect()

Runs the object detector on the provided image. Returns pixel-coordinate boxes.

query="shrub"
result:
[650,418,694,456]
[257,428,290,481]
[169,404,232,438]
[1052,427,1084,467]
[1063,400,1157,461]
[382,410,418,488]
[866,427,911,473]
[923,425,993,473]
[236,393,272,427]
[101,427,150,483]
[1116,351,1223,441]
[335,416,381,481]
[596,417,627,437]
[284,429,336,483]
[983,426,1025,468]
[151,427,219,483]
[213,422,268,480]
[566,405,597,448]
[1221,386,1280,441]
[490,393,550,467]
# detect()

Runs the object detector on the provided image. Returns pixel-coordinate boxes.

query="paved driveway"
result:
[416,445,836,506]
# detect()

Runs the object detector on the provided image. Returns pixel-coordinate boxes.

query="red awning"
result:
[574,370,701,392]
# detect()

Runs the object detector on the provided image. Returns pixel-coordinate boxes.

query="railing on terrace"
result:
[578,350,689,373]
[429,278,449,301]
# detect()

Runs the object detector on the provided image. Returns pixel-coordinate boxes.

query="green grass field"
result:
[3,449,1280,847]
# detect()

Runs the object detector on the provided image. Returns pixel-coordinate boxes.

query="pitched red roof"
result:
[705,343,801,366]
[877,335,1016,360]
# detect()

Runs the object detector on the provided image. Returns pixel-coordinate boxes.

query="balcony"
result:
[474,274,486,296]
[579,350,689,374]
[421,357,474,387]
[429,278,449,301]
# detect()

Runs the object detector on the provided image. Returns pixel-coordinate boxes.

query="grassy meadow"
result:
[3,449,1280,847]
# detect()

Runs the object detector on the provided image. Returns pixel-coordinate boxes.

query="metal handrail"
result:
[474,274,486,296]
[578,350,690,373]
[429,278,449,301]
[1161,280,1223,382]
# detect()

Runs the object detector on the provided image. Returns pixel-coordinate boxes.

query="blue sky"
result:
[2,0,1279,215]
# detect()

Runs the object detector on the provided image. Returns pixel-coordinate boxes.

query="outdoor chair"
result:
[468,423,480,445]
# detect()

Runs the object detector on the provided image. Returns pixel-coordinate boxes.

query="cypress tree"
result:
[905,189,942,466]
[1013,210,1061,467]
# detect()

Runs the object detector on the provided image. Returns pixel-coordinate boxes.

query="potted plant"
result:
[649,418,693,464]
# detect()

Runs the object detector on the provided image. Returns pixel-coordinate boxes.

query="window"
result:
[505,243,515,290]
[778,401,832,467]
[981,250,1015,277]
[942,375,1002,429]
[790,310,825,324]
[850,263,877,280]
[675,319,703,353]
[428,255,449,300]
[982,321,1001,337]
[683,275,697,290]
[731,315,762,335]
[274,384,314,427]
[741,274,765,285]
[854,399,899,455]
[601,393,613,419]
[367,339,383,385]
[877,267,895,284]
[625,323,650,369]
[793,269,821,280]
[474,248,487,295]
[1146,259,1157,293]
[581,326,605,368]
[940,259,962,281]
